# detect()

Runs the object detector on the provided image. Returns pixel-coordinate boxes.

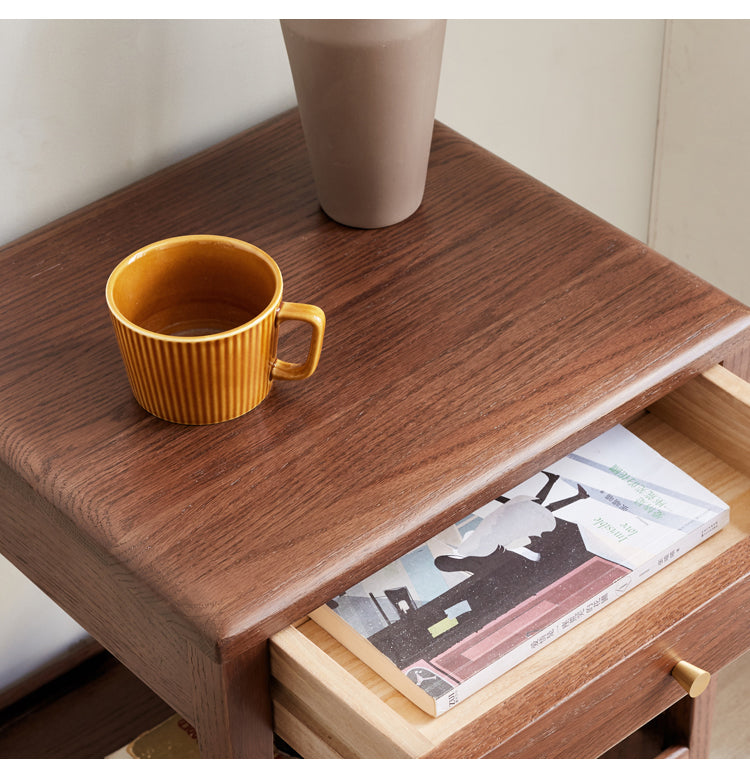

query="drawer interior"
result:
[270,365,750,758]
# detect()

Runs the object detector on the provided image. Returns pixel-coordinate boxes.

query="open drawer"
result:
[270,365,750,758]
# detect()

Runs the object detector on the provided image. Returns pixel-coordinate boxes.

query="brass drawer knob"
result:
[671,660,711,697]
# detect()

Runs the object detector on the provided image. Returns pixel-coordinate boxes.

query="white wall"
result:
[438,20,664,240]
[0,19,665,693]
[0,19,664,248]
[0,19,297,248]
[650,20,750,306]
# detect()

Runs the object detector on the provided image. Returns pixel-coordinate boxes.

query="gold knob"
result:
[671,660,711,698]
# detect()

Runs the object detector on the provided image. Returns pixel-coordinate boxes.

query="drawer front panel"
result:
[479,547,750,758]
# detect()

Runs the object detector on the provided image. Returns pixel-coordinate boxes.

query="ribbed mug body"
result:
[109,304,277,425]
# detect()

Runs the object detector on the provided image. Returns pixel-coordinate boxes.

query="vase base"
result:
[319,199,423,230]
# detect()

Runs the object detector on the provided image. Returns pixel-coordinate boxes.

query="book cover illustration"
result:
[311,424,729,715]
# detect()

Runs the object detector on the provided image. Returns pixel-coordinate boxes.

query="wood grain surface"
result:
[2,109,750,756]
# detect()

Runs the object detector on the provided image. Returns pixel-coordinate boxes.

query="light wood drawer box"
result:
[270,366,750,758]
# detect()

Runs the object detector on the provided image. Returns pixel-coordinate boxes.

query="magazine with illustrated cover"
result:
[310,424,729,716]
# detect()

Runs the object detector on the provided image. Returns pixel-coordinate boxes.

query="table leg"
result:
[682,677,717,758]
[190,641,274,758]
[658,678,717,758]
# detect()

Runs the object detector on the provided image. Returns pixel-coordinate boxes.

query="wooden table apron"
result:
[2,110,750,757]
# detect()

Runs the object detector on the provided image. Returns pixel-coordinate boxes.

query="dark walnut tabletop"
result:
[2,109,750,756]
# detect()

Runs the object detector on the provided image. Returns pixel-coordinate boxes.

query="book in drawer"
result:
[270,367,750,758]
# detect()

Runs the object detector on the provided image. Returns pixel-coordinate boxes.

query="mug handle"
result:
[271,301,326,382]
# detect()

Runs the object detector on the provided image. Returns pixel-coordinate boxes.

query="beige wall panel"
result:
[650,20,750,305]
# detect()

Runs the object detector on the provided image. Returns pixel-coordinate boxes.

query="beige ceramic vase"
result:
[281,19,446,229]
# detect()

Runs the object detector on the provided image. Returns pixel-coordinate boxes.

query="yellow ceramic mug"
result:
[106,235,325,425]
